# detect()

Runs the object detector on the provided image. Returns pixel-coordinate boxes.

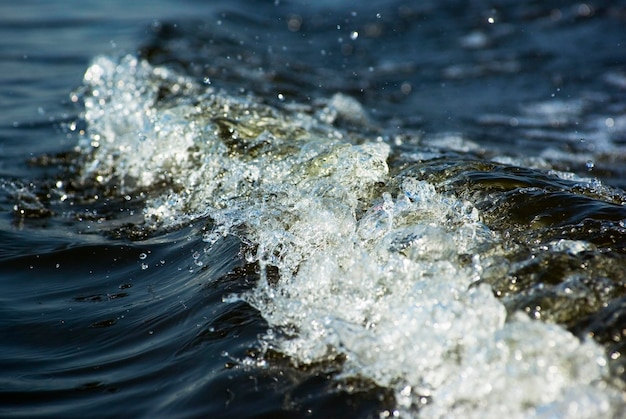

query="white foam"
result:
[79,55,625,418]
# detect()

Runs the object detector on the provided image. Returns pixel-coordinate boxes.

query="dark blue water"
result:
[2,1,626,418]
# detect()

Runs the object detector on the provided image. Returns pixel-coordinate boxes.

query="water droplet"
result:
[277,93,285,101]
[350,31,359,40]
[141,263,148,270]
[586,160,594,170]
[139,253,147,260]
[605,117,615,128]
[578,3,592,17]
[287,14,302,32]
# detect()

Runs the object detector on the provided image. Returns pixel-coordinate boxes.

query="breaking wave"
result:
[57,54,626,417]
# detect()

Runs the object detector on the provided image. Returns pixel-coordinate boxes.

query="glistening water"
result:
[2,1,626,418]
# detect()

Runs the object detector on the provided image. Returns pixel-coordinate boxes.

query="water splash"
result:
[76,54,625,417]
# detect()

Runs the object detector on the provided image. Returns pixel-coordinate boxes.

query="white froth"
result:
[79,55,625,418]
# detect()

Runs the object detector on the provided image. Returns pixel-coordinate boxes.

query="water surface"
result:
[2,1,626,418]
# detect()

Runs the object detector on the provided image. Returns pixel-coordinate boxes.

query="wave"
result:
[54,54,626,417]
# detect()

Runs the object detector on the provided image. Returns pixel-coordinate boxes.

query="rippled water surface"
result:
[2,1,626,418]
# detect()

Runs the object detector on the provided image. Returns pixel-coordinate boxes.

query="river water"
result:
[2,1,626,418]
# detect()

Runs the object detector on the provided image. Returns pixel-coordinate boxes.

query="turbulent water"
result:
[2,1,626,418]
